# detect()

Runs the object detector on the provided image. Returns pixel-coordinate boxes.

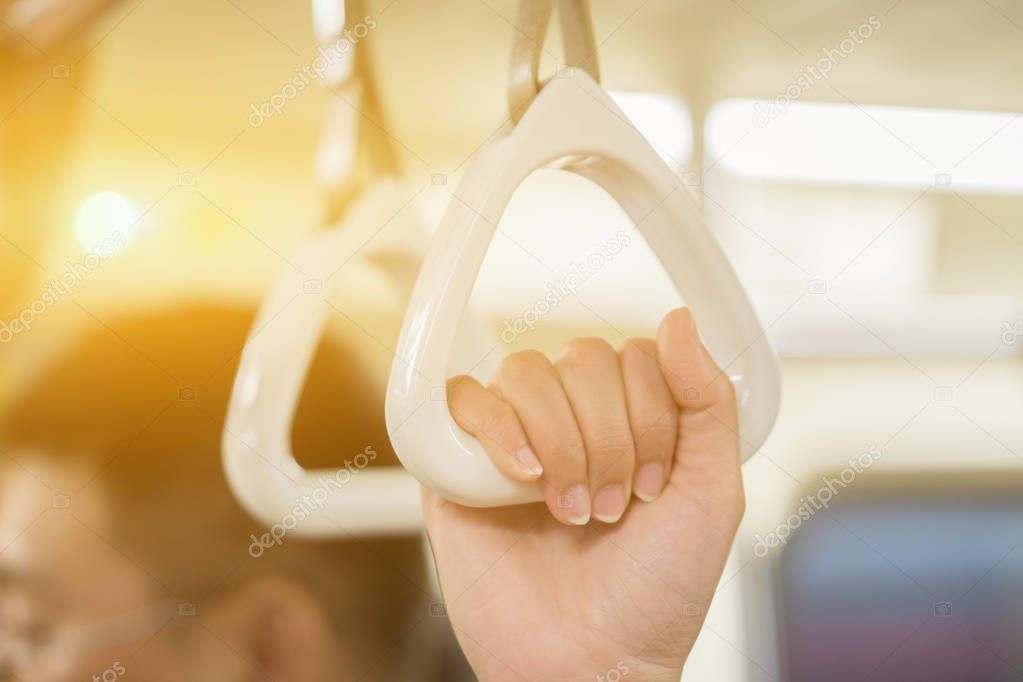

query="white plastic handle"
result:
[385,69,782,508]
[223,182,429,537]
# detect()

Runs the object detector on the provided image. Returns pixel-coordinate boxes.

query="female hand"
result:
[423,308,746,681]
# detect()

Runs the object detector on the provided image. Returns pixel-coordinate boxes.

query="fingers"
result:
[554,338,635,523]
[656,308,741,480]
[490,351,591,525]
[446,375,543,482]
[444,308,740,527]
[619,338,678,502]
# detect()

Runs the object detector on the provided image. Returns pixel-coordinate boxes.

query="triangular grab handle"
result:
[386,69,782,508]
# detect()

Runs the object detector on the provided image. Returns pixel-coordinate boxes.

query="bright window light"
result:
[74,191,140,252]
[706,99,1023,193]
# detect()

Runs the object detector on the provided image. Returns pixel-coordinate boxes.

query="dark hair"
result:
[0,302,431,680]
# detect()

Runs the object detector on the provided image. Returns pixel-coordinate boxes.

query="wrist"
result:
[612,659,683,682]
[471,658,683,682]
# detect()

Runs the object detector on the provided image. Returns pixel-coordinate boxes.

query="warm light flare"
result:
[73,191,139,253]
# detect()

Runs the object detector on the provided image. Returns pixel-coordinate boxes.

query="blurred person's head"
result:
[0,302,431,681]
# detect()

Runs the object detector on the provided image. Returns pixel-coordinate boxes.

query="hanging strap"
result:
[311,0,346,47]
[508,0,600,122]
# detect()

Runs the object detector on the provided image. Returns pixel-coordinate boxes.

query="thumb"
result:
[656,307,741,478]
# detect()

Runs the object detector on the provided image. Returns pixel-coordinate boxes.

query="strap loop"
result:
[508,0,600,122]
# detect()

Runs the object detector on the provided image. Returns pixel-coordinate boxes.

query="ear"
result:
[198,576,339,682]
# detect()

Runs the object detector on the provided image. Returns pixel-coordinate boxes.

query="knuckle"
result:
[714,472,747,526]
[587,427,635,460]
[592,445,633,473]
[552,434,587,463]
[559,337,615,367]
[693,473,746,536]
[478,405,520,444]
[632,414,677,445]
[446,374,474,396]
[632,404,677,430]
[498,349,550,381]
[620,337,656,359]
[704,372,737,407]
[591,451,635,484]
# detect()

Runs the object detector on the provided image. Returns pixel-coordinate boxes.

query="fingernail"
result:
[634,463,664,502]
[557,484,591,525]
[515,446,543,477]
[593,485,627,523]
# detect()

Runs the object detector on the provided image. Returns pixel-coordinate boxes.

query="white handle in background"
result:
[223,182,429,537]
[385,69,782,508]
